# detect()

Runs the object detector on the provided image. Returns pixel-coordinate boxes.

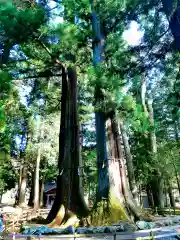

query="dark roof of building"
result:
[44,182,56,193]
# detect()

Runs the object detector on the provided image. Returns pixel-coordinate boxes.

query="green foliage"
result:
[0,0,46,44]
[0,152,17,194]
[157,141,180,180]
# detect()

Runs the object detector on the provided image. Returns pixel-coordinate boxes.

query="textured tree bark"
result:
[109,113,142,220]
[120,122,138,204]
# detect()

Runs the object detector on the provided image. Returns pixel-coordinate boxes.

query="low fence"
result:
[1,232,179,240]
[2,225,180,240]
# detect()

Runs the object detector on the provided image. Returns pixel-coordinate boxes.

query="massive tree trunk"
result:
[47,66,88,224]
[120,122,138,204]
[90,0,142,224]
[68,67,89,216]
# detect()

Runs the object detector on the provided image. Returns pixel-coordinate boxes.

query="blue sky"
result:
[48,0,143,46]
[123,21,144,46]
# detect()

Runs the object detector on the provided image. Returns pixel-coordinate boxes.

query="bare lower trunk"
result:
[34,147,41,210]
[120,122,138,204]
[47,66,71,222]
[47,67,88,223]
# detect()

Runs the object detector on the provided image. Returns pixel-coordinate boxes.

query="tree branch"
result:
[37,40,64,67]
[12,73,62,81]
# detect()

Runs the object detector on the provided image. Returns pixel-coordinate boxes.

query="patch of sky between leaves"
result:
[48,0,144,47]
[123,21,144,46]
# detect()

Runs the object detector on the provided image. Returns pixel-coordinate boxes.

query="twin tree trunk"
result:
[47,66,88,223]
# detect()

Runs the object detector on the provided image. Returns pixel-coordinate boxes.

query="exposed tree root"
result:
[47,204,79,229]
[47,204,65,228]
